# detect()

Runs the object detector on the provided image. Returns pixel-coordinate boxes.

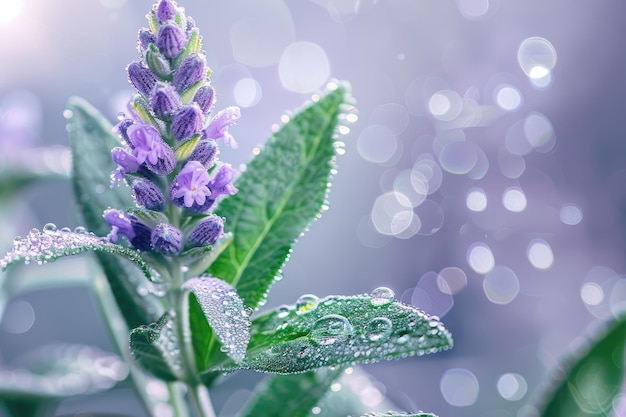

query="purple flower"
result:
[132,178,166,211]
[209,163,238,199]
[127,123,167,165]
[103,209,152,251]
[173,54,205,93]
[171,104,203,141]
[170,160,211,208]
[151,223,183,255]
[150,83,181,119]
[156,0,177,23]
[187,139,217,168]
[193,85,215,114]
[204,106,240,149]
[110,147,140,187]
[127,62,157,96]
[157,22,186,59]
[137,29,155,51]
[187,215,224,246]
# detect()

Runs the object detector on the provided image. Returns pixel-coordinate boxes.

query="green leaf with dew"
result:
[67,96,162,328]
[204,291,452,375]
[538,314,626,417]
[129,312,184,382]
[237,368,344,417]
[184,276,251,370]
[209,84,353,309]
[0,227,155,282]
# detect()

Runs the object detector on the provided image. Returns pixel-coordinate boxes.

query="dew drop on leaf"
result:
[43,223,57,232]
[309,314,354,346]
[366,317,393,342]
[370,287,395,306]
[296,294,319,315]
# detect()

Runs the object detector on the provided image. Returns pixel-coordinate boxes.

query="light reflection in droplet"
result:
[466,187,487,212]
[517,37,557,79]
[357,124,399,164]
[527,239,554,270]
[497,148,526,179]
[560,204,583,225]
[437,267,468,295]
[524,112,555,152]
[581,282,604,306]
[456,0,489,19]
[502,187,527,212]
[279,41,330,93]
[233,77,262,108]
[428,90,463,121]
[439,141,478,175]
[1,300,35,334]
[495,85,522,111]
[483,266,520,305]
[440,368,480,406]
[467,242,495,274]
[497,373,527,401]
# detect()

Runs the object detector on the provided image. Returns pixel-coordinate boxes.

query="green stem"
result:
[170,259,217,417]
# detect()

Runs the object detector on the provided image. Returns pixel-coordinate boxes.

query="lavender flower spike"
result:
[132,178,166,211]
[193,84,215,114]
[204,106,241,149]
[151,83,182,119]
[173,54,205,93]
[171,160,211,208]
[171,104,203,141]
[127,62,157,96]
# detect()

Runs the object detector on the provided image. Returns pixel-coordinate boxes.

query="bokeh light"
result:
[581,282,604,306]
[502,187,527,212]
[440,368,480,406]
[371,192,421,238]
[233,77,262,108]
[560,203,583,225]
[527,239,554,270]
[1,300,35,334]
[497,149,526,179]
[466,187,488,212]
[0,0,22,24]
[456,0,490,19]
[494,85,523,111]
[428,90,463,121]
[278,41,330,93]
[437,267,468,295]
[483,266,520,304]
[439,141,478,174]
[412,271,454,317]
[358,124,399,164]
[467,242,495,274]
[517,37,557,79]
[497,373,528,401]
[524,112,556,152]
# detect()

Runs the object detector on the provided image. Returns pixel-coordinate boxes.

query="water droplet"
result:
[117,112,126,121]
[366,317,393,342]
[43,223,57,233]
[276,305,290,318]
[74,226,87,234]
[370,287,395,306]
[296,294,319,314]
[62,109,73,119]
[309,314,353,346]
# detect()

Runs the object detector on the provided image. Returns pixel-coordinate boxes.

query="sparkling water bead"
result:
[309,314,354,346]
[296,294,319,314]
[370,287,395,306]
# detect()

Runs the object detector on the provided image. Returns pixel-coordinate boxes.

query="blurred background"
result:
[1,0,626,416]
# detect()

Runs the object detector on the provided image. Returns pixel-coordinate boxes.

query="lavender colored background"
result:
[1,0,626,416]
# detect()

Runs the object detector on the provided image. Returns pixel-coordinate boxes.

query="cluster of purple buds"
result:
[105,0,240,257]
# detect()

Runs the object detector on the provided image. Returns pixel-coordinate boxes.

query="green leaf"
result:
[67,96,163,328]
[209,85,352,309]
[129,312,184,382]
[237,368,344,417]
[184,276,251,369]
[538,315,626,417]
[363,413,437,417]
[0,227,156,282]
[205,292,452,375]
[0,343,127,399]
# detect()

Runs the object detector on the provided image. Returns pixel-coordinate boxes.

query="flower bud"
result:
[127,62,157,96]
[151,223,183,255]
[137,28,156,51]
[185,17,196,35]
[157,22,186,59]
[145,44,172,80]
[156,0,177,23]
[187,139,217,168]
[193,84,215,114]
[172,104,203,141]
[173,54,205,93]
[209,163,238,199]
[132,178,166,211]
[187,215,224,246]
[150,83,181,119]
